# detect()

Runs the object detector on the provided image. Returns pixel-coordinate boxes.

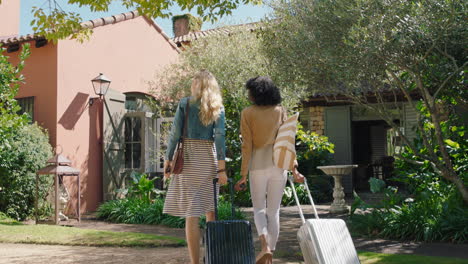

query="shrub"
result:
[0,123,53,220]
[351,176,467,242]
[283,174,334,206]
[97,197,246,229]
[1,44,53,220]
[350,105,467,243]
[282,127,335,206]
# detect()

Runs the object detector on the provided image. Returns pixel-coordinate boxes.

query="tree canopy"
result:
[262,0,467,203]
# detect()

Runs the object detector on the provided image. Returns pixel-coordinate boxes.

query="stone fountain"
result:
[317,165,357,214]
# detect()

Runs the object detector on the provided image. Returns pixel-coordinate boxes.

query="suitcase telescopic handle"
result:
[213,178,219,220]
[212,177,235,221]
[288,174,320,224]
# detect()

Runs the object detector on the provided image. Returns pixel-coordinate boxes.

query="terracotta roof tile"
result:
[0,34,39,45]
[1,10,178,52]
[173,21,261,44]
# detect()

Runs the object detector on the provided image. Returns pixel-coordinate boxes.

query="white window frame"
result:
[123,114,143,170]
[156,117,174,173]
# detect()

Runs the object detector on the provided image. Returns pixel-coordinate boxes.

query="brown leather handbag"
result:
[171,99,190,174]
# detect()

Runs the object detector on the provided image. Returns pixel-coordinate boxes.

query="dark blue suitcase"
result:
[204,178,255,264]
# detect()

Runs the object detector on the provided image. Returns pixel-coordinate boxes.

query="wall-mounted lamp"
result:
[89,73,111,106]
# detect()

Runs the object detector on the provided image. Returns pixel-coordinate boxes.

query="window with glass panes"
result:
[16,97,34,122]
[124,116,142,169]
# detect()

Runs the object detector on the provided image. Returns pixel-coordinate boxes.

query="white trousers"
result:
[249,166,287,251]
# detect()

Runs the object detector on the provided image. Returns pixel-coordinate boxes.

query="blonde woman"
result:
[163,70,227,264]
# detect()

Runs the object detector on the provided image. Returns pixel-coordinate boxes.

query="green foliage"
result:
[295,125,334,176]
[263,0,467,96]
[31,7,92,43]
[0,124,53,220]
[28,0,262,42]
[0,220,185,247]
[230,170,252,207]
[369,178,386,194]
[0,45,30,141]
[394,100,467,195]
[282,127,335,205]
[351,189,467,242]
[97,197,246,228]
[0,45,53,220]
[358,251,468,264]
[351,124,467,242]
[0,212,15,223]
[127,171,165,203]
[283,175,334,206]
[351,105,467,242]
[263,0,468,202]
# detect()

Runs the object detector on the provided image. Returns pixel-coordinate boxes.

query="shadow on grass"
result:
[0,223,186,248]
[0,221,24,226]
[0,243,192,264]
[76,231,186,247]
[358,251,468,264]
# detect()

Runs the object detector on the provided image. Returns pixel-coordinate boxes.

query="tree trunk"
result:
[430,102,468,204]
[447,170,468,205]
[413,76,468,204]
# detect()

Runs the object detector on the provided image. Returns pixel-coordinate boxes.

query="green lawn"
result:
[274,249,468,264]
[359,251,468,264]
[1,214,467,263]
[0,216,185,247]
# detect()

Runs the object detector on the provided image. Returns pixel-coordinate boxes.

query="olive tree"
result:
[262,0,468,203]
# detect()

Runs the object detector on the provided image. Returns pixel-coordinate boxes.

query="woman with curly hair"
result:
[235,76,304,264]
[163,70,227,264]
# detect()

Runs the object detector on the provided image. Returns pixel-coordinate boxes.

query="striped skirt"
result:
[163,138,218,218]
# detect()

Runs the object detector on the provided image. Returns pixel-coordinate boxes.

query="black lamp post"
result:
[89,73,111,106]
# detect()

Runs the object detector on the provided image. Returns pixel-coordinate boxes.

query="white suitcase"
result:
[288,176,361,264]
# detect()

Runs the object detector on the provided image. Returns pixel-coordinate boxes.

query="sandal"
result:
[256,251,273,264]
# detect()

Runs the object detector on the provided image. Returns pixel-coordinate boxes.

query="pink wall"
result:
[11,42,58,147]
[56,16,178,212]
[0,0,20,37]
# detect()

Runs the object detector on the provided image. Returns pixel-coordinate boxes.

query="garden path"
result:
[2,205,467,263]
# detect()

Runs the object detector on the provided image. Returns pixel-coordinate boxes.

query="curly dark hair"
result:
[245,76,282,106]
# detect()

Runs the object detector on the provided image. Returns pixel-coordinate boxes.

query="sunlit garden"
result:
[1,0,467,263]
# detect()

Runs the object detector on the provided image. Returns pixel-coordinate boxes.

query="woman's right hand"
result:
[292,168,305,183]
[218,171,228,185]
[235,177,248,191]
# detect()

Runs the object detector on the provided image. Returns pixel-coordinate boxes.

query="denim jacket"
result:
[165,97,226,161]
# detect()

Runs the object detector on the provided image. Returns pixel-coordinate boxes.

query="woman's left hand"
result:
[218,171,228,185]
[235,177,248,191]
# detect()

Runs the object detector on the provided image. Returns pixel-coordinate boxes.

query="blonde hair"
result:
[191,70,223,126]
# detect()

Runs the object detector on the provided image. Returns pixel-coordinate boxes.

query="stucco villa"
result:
[1,0,179,214]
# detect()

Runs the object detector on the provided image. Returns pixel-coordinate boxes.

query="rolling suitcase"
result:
[204,178,255,264]
[289,176,361,264]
